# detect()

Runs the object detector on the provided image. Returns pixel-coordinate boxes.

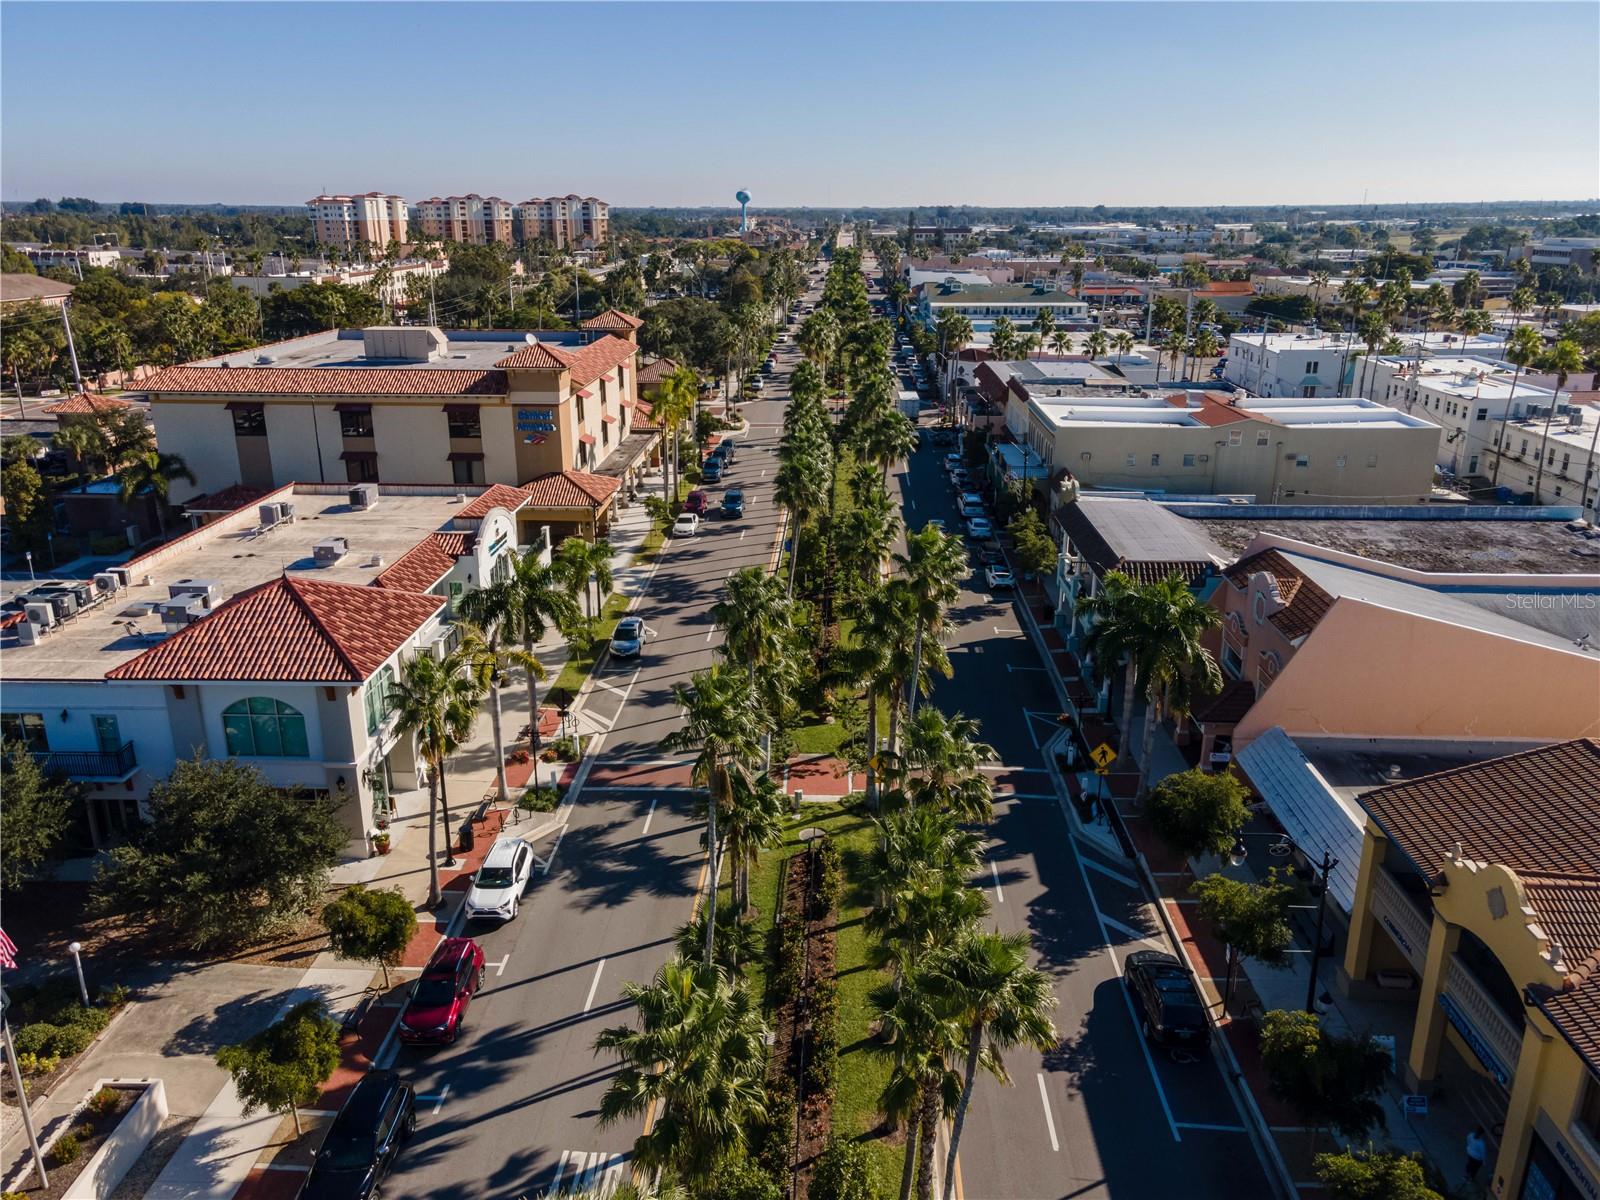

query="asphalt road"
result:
[378,288,816,1200]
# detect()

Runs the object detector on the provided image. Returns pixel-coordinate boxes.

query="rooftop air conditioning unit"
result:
[24,601,55,629]
[276,501,296,522]
[1569,410,1586,428]
[349,483,379,510]
[314,537,350,566]
[169,579,224,609]
[24,592,74,620]
[105,565,134,589]
[258,502,281,528]
[17,621,44,646]
[92,572,123,597]
[158,597,206,628]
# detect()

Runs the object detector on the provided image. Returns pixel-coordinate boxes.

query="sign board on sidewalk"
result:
[1089,742,1117,770]
[1402,1093,1428,1117]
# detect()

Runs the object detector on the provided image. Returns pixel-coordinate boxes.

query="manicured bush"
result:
[753,1075,797,1176]
[50,1131,82,1165]
[811,1135,878,1200]
[17,1052,60,1076]
[86,1086,122,1116]
[702,1155,784,1200]
[518,785,561,813]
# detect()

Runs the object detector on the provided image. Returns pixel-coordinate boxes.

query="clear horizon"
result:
[3,1,1596,209]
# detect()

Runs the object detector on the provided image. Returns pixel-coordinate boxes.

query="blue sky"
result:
[3,2,1595,208]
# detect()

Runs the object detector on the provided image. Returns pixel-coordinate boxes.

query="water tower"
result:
[736,189,751,233]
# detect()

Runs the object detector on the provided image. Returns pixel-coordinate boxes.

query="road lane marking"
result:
[584,958,607,1013]
[1100,914,1167,948]
[642,796,657,835]
[992,626,1023,635]
[422,1084,449,1114]
[1006,663,1048,672]
[706,625,717,643]
[539,826,566,875]
[1036,1074,1060,1152]
[740,529,747,541]
[487,954,510,977]
[989,858,1005,903]
[1082,857,1141,890]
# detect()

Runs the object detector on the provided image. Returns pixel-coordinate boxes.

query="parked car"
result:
[464,837,534,922]
[719,438,737,462]
[967,516,994,540]
[301,1070,416,1200]
[925,518,946,532]
[1123,950,1211,1049]
[944,453,963,473]
[685,490,708,514]
[979,545,1006,567]
[958,492,985,515]
[985,565,1015,589]
[721,488,745,518]
[702,458,723,483]
[610,616,645,658]
[672,512,700,537]
[398,937,485,1045]
[950,468,970,488]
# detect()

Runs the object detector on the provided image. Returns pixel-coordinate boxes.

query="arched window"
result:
[223,698,309,757]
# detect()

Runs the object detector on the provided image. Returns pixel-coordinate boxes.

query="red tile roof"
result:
[106,575,444,683]
[41,393,137,415]
[1197,281,1255,296]
[374,532,470,592]
[1192,677,1258,726]
[183,484,274,513]
[1224,548,1334,639]
[493,341,574,370]
[581,309,643,331]
[637,358,679,387]
[522,469,620,509]
[562,336,639,388]
[1191,402,1254,427]
[140,366,507,397]
[456,484,533,520]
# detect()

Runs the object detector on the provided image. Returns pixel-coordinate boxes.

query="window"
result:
[346,456,379,483]
[222,698,309,758]
[1183,453,1196,467]
[1578,1074,1600,1144]
[1256,432,1270,446]
[451,458,485,486]
[1520,439,1529,456]
[1228,429,1243,447]
[1302,385,1317,398]
[339,410,373,437]
[231,407,266,436]
[1476,407,1488,422]
[1294,454,1309,468]
[447,408,481,438]
[1150,453,1161,466]
[364,666,396,735]
[93,715,121,752]
[1336,455,1347,468]
[1,712,47,752]
[1222,644,1243,678]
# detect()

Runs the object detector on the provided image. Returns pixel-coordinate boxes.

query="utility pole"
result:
[60,302,84,394]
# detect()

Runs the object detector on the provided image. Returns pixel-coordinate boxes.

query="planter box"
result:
[62,1078,168,1200]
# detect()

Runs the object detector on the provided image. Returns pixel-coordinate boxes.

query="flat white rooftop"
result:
[3,487,470,682]
[1374,356,1563,404]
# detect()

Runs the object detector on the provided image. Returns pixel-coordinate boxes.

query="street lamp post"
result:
[1304,848,1339,1014]
[68,941,90,1005]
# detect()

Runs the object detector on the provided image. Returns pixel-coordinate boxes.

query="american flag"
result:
[0,928,17,970]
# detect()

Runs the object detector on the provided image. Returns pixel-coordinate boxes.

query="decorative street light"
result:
[1229,833,1338,1013]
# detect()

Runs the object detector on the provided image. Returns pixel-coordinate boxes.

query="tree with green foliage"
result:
[1,455,51,553]
[1314,1146,1441,1200]
[872,967,963,1200]
[593,958,769,1183]
[216,1000,341,1135]
[894,526,967,720]
[1491,324,1547,488]
[0,744,80,892]
[321,886,418,988]
[260,282,384,340]
[811,1135,877,1200]
[1147,769,1252,862]
[1191,871,1294,1011]
[1532,339,1584,499]
[392,648,481,908]
[1008,508,1056,580]
[987,315,1020,362]
[1260,1009,1390,1142]
[94,757,343,949]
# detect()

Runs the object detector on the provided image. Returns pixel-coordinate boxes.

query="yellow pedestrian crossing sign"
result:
[1089,742,1117,770]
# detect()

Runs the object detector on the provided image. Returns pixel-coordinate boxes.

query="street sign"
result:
[1402,1093,1428,1117]
[1089,742,1117,770]
[1093,766,1110,777]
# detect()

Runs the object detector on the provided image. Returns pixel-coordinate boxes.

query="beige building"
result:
[514,196,610,248]
[1020,388,1442,503]
[412,195,515,246]
[140,311,658,533]
[306,193,409,251]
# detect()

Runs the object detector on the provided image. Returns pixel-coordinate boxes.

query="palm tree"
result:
[1162,328,1187,381]
[1491,325,1545,488]
[1049,330,1074,358]
[891,707,996,822]
[1126,575,1223,798]
[835,474,901,591]
[392,648,480,906]
[1030,306,1056,358]
[1308,269,1330,318]
[1113,330,1136,358]
[1084,329,1109,360]
[936,931,1059,1200]
[1337,279,1371,396]
[552,535,614,632]
[894,527,967,719]
[869,876,989,991]
[718,769,785,917]
[798,308,841,389]
[593,958,768,1182]
[862,805,984,905]
[1189,328,1220,374]
[936,310,973,418]
[455,612,544,806]
[1354,311,1390,401]
[871,970,964,1200]
[1508,286,1535,328]
[711,566,794,767]
[1076,571,1145,759]
[491,549,581,761]
[862,408,920,482]
[988,316,1019,363]
[655,367,699,503]
[1456,306,1493,347]
[661,665,768,964]
[115,450,196,535]
[1532,339,1583,501]
[848,582,912,807]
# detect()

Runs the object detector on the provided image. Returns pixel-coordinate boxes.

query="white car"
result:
[672,513,699,537]
[967,516,994,540]
[985,565,1015,589]
[464,837,534,922]
[958,492,985,515]
[943,454,963,474]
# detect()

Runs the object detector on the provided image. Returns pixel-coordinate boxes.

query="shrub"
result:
[753,1073,797,1175]
[17,1052,60,1076]
[98,982,131,1010]
[86,1086,122,1116]
[703,1156,783,1200]
[811,1135,878,1200]
[813,837,842,916]
[518,785,560,814]
[1314,1146,1441,1200]
[51,1131,82,1165]
[773,918,806,1002]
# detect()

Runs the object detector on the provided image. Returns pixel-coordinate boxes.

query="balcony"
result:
[33,741,138,780]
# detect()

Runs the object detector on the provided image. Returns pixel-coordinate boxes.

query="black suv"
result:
[1123,950,1210,1049]
[301,1070,416,1199]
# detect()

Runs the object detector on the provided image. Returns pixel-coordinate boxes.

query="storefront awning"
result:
[578,433,596,445]
[441,403,480,416]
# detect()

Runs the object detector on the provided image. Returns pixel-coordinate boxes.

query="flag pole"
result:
[2,1012,49,1188]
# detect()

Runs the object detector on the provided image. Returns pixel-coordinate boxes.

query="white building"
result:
[1364,355,1567,477]
[0,483,538,852]
[916,280,1090,338]
[1225,333,1354,398]
[17,245,123,273]
[1482,400,1600,510]
[231,259,444,310]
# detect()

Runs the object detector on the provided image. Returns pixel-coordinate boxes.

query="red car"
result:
[397,937,484,1045]
[685,490,708,515]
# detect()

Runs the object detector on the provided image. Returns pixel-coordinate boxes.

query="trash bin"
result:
[458,820,475,853]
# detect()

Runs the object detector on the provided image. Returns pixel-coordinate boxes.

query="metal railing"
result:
[1443,954,1524,1087]
[33,741,138,779]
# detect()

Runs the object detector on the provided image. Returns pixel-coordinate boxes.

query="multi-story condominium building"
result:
[411,195,515,246]
[1364,355,1567,477]
[1012,387,1441,503]
[305,193,409,251]
[0,479,543,853]
[140,310,656,515]
[513,196,610,248]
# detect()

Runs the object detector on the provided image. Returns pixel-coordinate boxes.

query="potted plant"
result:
[372,831,392,856]
[511,748,530,765]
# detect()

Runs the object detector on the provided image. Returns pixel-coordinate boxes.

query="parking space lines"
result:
[485,954,509,978]
[1082,857,1141,890]
[1100,913,1168,949]
[583,959,607,1013]
[1036,1074,1061,1153]
[417,1084,450,1115]
[548,1150,627,1196]
[642,796,657,835]
[989,858,1005,904]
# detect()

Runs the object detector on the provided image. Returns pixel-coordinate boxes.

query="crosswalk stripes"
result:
[547,1149,628,1195]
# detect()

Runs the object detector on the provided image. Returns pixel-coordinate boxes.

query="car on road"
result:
[979,545,1006,567]
[672,512,700,537]
[685,490,708,514]
[1124,950,1211,1049]
[721,488,745,518]
[398,937,485,1045]
[966,516,994,539]
[944,453,963,473]
[610,616,645,657]
[985,564,1014,589]
[702,458,723,483]
[301,1070,416,1200]
[719,438,737,462]
[925,518,946,532]
[958,492,985,515]
[950,468,970,489]
[464,837,534,922]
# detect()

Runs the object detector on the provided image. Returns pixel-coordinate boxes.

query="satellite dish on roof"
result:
[524,333,538,345]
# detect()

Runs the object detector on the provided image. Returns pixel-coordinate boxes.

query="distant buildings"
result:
[14,245,122,273]
[915,280,1090,338]
[306,193,610,251]
[0,273,74,310]
[1511,236,1600,274]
